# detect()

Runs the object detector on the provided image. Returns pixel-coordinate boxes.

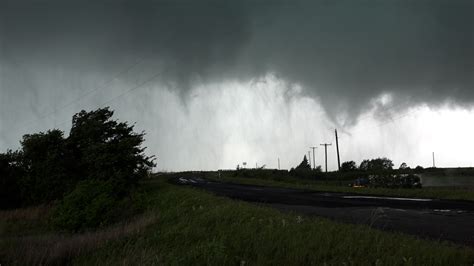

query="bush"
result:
[0,151,24,209]
[51,180,139,231]
[340,161,357,172]
[367,174,422,189]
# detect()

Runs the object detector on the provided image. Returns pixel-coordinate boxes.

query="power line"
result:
[51,68,163,129]
[100,70,162,106]
[10,57,146,133]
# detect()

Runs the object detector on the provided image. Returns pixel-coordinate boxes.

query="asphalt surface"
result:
[172,177,474,247]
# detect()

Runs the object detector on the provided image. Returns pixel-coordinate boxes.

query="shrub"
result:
[367,174,422,188]
[0,150,24,209]
[52,180,125,231]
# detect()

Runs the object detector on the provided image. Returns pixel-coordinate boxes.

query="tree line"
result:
[0,108,155,230]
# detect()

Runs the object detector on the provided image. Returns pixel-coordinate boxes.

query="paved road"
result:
[172,177,474,247]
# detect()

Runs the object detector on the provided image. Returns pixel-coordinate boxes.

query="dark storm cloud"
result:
[1,0,473,121]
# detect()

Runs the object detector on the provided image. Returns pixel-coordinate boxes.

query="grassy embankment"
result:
[205,172,474,201]
[1,176,474,265]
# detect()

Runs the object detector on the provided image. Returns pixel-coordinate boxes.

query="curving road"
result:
[172,177,474,247]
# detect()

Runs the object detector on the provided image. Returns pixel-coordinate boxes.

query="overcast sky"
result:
[1,0,473,171]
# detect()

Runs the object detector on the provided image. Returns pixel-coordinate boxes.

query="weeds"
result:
[73,178,474,265]
[0,212,157,265]
[2,178,474,265]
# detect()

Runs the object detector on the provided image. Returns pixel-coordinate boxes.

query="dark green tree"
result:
[372,157,394,171]
[415,165,424,171]
[399,162,410,170]
[359,159,370,171]
[296,155,311,170]
[359,158,394,171]
[340,161,357,172]
[19,130,72,204]
[0,107,156,210]
[67,108,155,190]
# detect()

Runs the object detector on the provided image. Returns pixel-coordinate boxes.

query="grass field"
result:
[2,177,474,265]
[205,173,474,201]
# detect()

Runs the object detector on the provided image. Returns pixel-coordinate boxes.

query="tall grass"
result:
[0,211,157,265]
[0,205,52,236]
[73,178,474,265]
[2,178,473,265]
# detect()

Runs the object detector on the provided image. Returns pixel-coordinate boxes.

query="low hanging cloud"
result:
[1,0,473,117]
[1,0,473,169]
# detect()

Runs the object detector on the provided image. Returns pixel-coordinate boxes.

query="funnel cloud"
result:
[1,0,473,170]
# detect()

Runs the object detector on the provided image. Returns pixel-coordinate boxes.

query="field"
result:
[203,169,474,201]
[1,176,474,265]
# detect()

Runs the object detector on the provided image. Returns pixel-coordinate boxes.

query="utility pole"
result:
[432,152,436,168]
[335,129,341,171]
[308,151,312,168]
[310,146,317,170]
[320,143,332,172]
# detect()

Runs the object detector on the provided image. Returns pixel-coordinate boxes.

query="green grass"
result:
[207,174,474,201]
[73,177,474,265]
[2,177,474,265]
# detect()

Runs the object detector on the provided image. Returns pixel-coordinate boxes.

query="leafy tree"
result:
[359,158,394,172]
[359,159,370,171]
[375,157,394,170]
[19,130,73,204]
[340,161,357,172]
[68,108,155,190]
[414,165,424,173]
[399,162,410,170]
[296,155,311,170]
[49,107,155,230]
[0,107,155,211]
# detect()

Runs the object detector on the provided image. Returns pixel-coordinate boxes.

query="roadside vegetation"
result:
[203,156,474,201]
[201,165,474,201]
[2,176,474,265]
[0,107,155,231]
[1,107,156,264]
[206,170,474,201]
[0,174,474,265]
